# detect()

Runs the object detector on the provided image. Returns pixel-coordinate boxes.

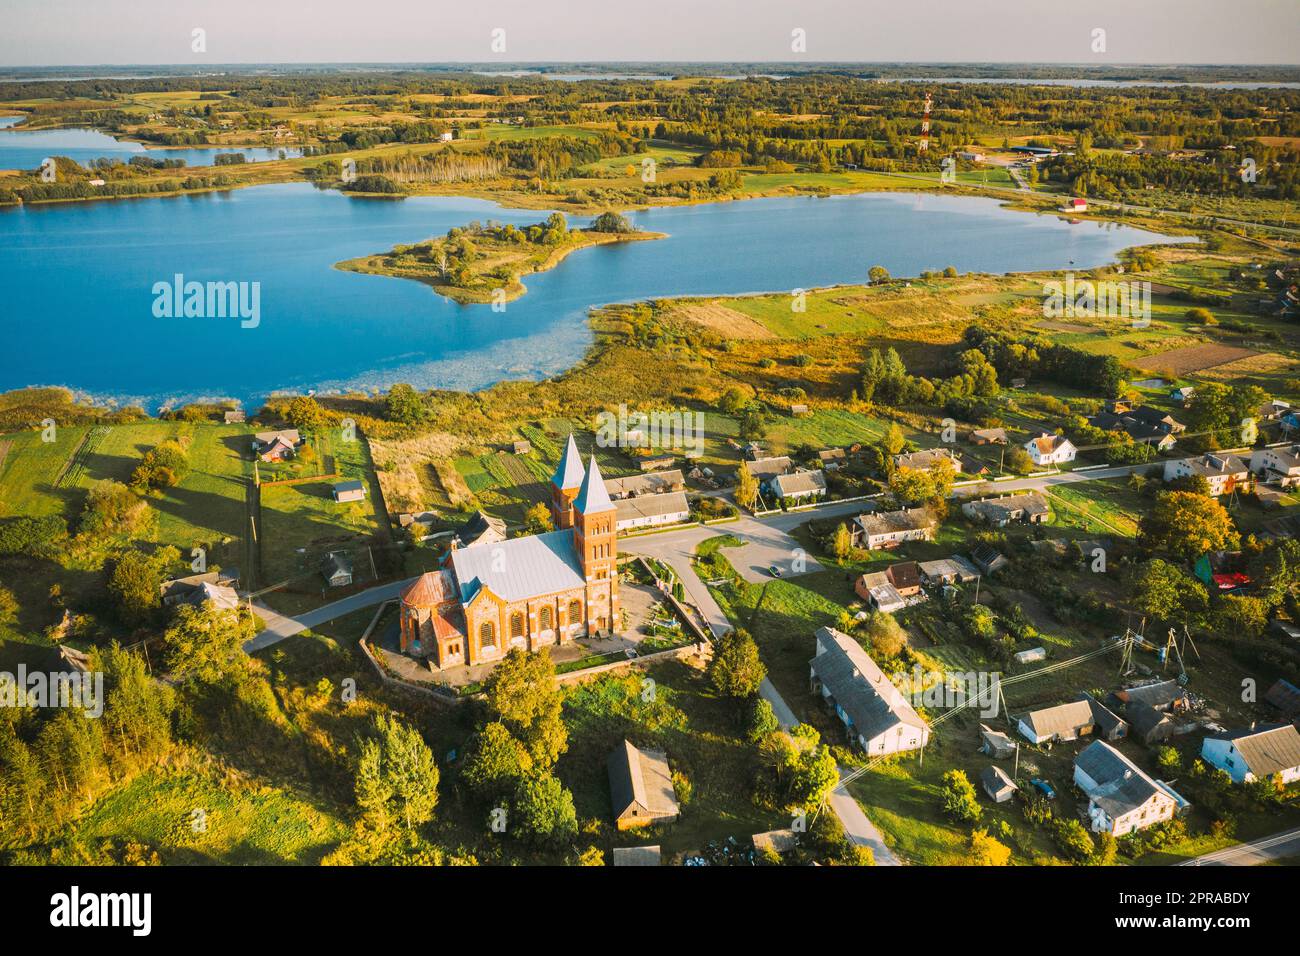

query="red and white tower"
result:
[918,92,932,154]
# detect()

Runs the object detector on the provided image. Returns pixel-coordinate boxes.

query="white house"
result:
[1025,433,1076,467]
[1074,741,1184,836]
[1163,453,1250,496]
[770,469,828,503]
[1200,724,1300,785]
[809,626,930,755]
[852,507,936,550]
[613,492,691,532]
[1250,445,1300,488]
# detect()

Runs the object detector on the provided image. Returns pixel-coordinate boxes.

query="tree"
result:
[1128,559,1208,624]
[734,465,760,511]
[1138,490,1238,562]
[482,648,567,768]
[355,713,440,831]
[1006,446,1035,475]
[161,603,256,685]
[765,724,838,810]
[590,211,633,233]
[830,522,853,560]
[940,769,982,823]
[384,383,429,424]
[513,772,578,845]
[286,395,327,432]
[747,697,779,743]
[968,828,1012,865]
[707,628,766,698]
[523,502,554,535]
[868,265,891,285]
[1053,817,1095,862]
[862,611,906,659]
[108,548,175,626]
[92,642,174,763]
[883,422,906,456]
[80,480,148,538]
[461,721,533,799]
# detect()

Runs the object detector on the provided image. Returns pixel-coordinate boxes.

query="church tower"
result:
[549,434,585,530]
[571,455,619,635]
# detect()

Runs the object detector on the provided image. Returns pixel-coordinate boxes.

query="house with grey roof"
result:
[607,740,680,831]
[1201,724,1300,785]
[604,469,685,499]
[1163,453,1250,496]
[1016,696,1127,745]
[918,556,981,586]
[981,764,1018,803]
[980,723,1017,759]
[331,479,366,503]
[809,626,930,755]
[852,507,937,550]
[744,456,794,491]
[614,491,691,531]
[451,510,508,550]
[771,469,828,502]
[1250,444,1300,488]
[321,551,353,588]
[962,493,1049,527]
[1074,741,1185,836]
[892,447,963,474]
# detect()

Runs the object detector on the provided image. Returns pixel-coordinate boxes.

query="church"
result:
[398,435,620,670]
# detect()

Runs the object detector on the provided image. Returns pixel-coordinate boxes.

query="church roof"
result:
[449,528,586,604]
[551,434,585,491]
[574,455,614,514]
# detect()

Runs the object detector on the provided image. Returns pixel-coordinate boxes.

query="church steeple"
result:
[572,455,616,583]
[550,434,585,529]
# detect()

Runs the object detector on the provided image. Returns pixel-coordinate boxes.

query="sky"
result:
[2,0,1296,67]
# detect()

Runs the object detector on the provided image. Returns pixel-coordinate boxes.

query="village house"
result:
[1074,741,1184,836]
[962,493,1050,527]
[970,544,1009,575]
[1024,432,1077,467]
[397,436,619,670]
[1016,696,1127,745]
[854,572,906,613]
[852,507,937,550]
[451,510,508,550]
[604,469,685,499]
[1163,453,1251,496]
[1200,724,1300,785]
[321,551,353,588]
[892,447,963,474]
[1127,702,1180,746]
[770,469,828,503]
[1065,197,1088,213]
[809,626,931,755]
[817,447,847,470]
[885,561,922,597]
[254,428,301,462]
[614,491,691,532]
[981,764,1018,803]
[160,568,240,606]
[1265,678,1300,719]
[611,846,661,866]
[980,723,1018,759]
[1250,444,1300,488]
[1087,406,1182,450]
[223,408,246,424]
[1109,679,1191,715]
[744,455,794,493]
[634,452,676,472]
[918,556,981,586]
[969,427,1008,445]
[330,479,366,503]
[607,740,680,831]
[511,439,532,455]
[1171,386,1195,404]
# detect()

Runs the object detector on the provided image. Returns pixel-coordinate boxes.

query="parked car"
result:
[768,565,783,577]
[1030,778,1056,800]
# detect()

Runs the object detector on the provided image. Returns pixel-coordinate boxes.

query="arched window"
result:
[479,621,496,648]
[539,606,553,630]
[568,599,582,624]
[510,612,525,639]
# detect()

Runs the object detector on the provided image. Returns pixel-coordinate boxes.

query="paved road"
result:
[245,576,418,652]
[1178,826,1300,866]
[624,524,901,864]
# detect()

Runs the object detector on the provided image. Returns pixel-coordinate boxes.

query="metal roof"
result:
[550,434,585,491]
[450,528,585,603]
[810,627,928,741]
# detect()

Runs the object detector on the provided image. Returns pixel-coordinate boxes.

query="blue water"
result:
[0,182,1189,410]
[0,118,302,170]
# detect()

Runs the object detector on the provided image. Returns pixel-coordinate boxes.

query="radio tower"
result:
[918,92,932,154]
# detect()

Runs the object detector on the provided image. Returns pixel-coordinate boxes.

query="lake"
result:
[0,183,1189,410]
[0,118,303,170]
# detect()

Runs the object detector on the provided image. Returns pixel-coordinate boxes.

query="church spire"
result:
[574,455,614,514]
[550,434,585,492]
